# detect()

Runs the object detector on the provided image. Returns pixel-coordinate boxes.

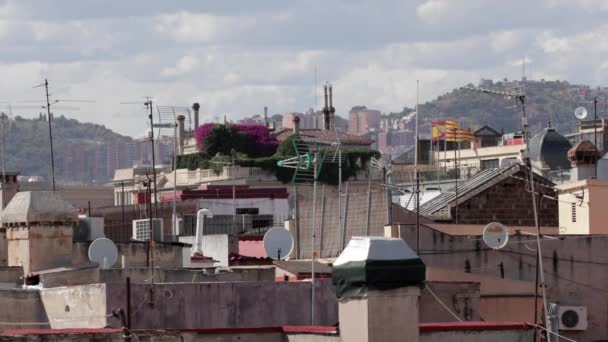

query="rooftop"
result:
[1,191,78,226]
[273,128,373,146]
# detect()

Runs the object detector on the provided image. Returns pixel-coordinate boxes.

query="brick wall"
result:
[450,170,558,226]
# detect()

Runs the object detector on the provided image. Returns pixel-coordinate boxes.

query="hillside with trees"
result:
[388,79,608,136]
[2,114,131,183]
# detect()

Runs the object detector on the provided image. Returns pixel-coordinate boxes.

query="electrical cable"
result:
[425,285,463,322]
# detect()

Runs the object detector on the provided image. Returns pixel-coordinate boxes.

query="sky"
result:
[0,0,606,137]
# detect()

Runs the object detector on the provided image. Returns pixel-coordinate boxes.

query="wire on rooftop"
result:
[424,285,463,322]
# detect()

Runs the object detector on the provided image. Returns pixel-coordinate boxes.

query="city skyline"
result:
[0,1,605,136]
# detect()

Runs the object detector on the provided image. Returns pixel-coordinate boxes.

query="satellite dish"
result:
[575,107,588,120]
[88,238,118,269]
[482,222,509,250]
[263,227,294,260]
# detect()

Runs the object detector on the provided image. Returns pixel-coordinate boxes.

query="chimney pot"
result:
[293,115,301,135]
[192,103,200,129]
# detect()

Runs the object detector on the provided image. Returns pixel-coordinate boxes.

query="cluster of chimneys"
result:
[293,82,335,134]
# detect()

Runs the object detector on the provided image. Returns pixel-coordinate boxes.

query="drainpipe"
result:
[192,208,213,257]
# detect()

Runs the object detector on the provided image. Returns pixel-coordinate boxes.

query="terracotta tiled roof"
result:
[273,129,373,146]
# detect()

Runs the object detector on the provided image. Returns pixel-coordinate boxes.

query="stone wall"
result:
[7,225,73,274]
[40,284,108,329]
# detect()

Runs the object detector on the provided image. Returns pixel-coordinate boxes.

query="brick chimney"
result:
[293,115,301,135]
[192,103,200,129]
[177,115,185,155]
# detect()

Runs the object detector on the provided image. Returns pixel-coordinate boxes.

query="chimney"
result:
[333,237,425,342]
[264,106,269,128]
[192,103,200,129]
[323,83,330,131]
[176,115,186,155]
[568,140,599,181]
[329,83,335,131]
[293,115,301,135]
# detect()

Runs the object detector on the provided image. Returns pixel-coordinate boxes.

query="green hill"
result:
[2,114,132,183]
[390,79,608,135]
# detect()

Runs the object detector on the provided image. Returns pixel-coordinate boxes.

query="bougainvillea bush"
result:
[194,123,279,158]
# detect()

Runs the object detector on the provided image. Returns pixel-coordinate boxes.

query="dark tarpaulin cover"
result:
[332,258,426,300]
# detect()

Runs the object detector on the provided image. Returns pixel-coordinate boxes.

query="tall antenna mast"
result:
[415,80,419,167]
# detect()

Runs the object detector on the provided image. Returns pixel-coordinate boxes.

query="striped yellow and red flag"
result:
[432,121,446,142]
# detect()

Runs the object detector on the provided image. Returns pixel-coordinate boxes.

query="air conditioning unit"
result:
[132,218,163,242]
[558,306,587,330]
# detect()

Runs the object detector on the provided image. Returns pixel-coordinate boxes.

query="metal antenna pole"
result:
[1,113,5,209]
[520,94,550,335]
[416,169,420,253]
[454,127,458,224]
[146,100,158,218]
[172,122,178,240]
[415,80,419,166]
[594,97,598,176]
[44,79,56,191]
[311,158,318,326]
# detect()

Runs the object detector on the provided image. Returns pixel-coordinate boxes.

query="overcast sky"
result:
[0,0,606,137]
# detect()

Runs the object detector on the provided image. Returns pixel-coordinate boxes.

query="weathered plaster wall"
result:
[72,241,184,269]
[7,225,73,274]
[0,288,48,329]
[106,280,339,329]
[420,282,480,322]
[100,267,275,284]
[40,283,108,329]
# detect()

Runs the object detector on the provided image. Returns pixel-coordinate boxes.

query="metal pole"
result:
[520,95,550,335]
[126,277,131,330]
[365,170,372,236]
[342,182,349,249]
[415,80,419,167]
[595,96,598,177]
[147,101,158,218]
[121,181,125,235]
[146,174,153,269]
[44,79,56,191]
[172,123,178,240]
[311,160,318,326]
[294,185,300,259]
[454,128,458,224]
[319,185,326,256]
[337,148,342,251]
[416,170,420,253]
[1,113,5,210]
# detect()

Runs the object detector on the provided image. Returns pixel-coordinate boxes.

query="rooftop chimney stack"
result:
[568,140,599,181]
[329,83,335,131]
[293,115,301,135]
[192,103,200,129]
[264,106,269,128]
[323,83,330,131]
[176,115,186,155]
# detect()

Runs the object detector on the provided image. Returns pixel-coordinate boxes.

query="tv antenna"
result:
[13,79,94,191]
[461,84,550,335]
[263,227,294,260]
[88,238,118,269]
[482,222,509,250]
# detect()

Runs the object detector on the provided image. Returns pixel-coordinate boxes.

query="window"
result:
[236,208,259,215]
[480,159,499,170]
[571,203,577,223]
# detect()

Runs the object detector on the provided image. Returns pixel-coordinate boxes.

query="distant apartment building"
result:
[282,110,320,130]
[349,107,381,135]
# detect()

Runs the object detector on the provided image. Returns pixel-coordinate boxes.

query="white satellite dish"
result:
[263,227,294,260]
[88,238,118,269]
[574,107,588,120]
[482,222,509,250]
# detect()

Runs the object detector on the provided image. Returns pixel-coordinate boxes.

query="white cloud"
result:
[155,11,253,43]
[161,55,199,77]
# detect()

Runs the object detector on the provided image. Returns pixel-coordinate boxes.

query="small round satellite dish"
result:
[482,222,509,250]
[263,227,294,260]
[88,238,118,269]
[575,107,588,120]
